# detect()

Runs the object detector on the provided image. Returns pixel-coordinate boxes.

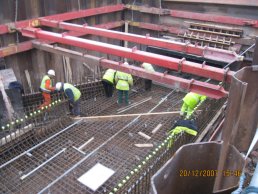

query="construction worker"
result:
[55,82,81,116]
[39,69,56,109]
[168,119,198,148]
[141,62,155,91]
[180,92,207,117]
[102,69,116,97]
[115,67,133,105]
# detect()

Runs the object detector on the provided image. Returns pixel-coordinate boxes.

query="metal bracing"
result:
[20,27,234,83]
[0,21,125,57]
[32,42,228,99]
[0,4,124,35]
[126,4,258,28]
[39,19,240,63]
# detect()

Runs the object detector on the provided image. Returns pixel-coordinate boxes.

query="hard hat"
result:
[124,62,129,65]
[55,82,63,91]
[47,69,55,76]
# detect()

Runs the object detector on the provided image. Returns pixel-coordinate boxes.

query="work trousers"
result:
[102,80,114,97]
[69,99,80,116]
[144,79,152,91]
[39,92,51,109]
[117,90,129,105]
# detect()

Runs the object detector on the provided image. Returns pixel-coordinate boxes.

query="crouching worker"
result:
[180,92,207,118]
[167,119,198,148]
[55,82,81,116]
[102,69,116,97]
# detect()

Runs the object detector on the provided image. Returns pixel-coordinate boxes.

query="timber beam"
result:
[32,42,228,99]
[40,19,240,63]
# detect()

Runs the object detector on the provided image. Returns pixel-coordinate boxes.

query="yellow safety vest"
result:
[115,71,133,91]
[102,69,116,84]
[40,75,52,93]
[64,83,81,102]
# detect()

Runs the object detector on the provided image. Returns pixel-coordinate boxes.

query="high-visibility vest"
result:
[170,126,198,136]
[142,63,155,72]
[102,69,116,84]
[64,83,81,102]
[40,75,52,93]
[115,71,133,91]
[183,92,202,109]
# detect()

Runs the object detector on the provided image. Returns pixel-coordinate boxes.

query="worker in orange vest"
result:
[39,69,56,109]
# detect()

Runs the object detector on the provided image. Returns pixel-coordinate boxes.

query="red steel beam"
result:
[0,41,32,57]
[128,21,182,34]
[126,4,258,28]
[163,0,258,7]
[0,4,124,35]
[0,21,124,57]
[100,59,228,99]
[33,42,227,99]
[20,27,234,83]
[40,19,240,63]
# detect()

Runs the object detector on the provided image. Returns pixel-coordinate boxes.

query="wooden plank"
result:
[152,123,163,134]
[73,111,181,121]
[138,132,151,140]
[135,144,153,148]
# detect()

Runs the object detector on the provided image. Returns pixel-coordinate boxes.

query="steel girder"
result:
[39,19,240,63]
[32,41,228,99]
[0,4,124,35]
[20,27,234,84]
[126,4,258,28]
[0,21,124,57]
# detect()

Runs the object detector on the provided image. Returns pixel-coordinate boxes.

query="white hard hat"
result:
[47,69,55,76]
[55,82,62,91]
[124,62,129,65]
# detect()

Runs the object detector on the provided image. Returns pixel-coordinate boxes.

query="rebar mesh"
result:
[0,81,226,194]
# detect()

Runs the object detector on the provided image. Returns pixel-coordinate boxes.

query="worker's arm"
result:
[45,79,55,91]
[200,95,207,102]
[65,89,75,103]
[128,75,133,86]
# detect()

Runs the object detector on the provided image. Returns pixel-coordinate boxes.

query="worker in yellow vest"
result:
[55,82,81,116]
[39,69,56,109]
[141,62,155,91]
[102,69,116,97]
[167,119,198,148]
[180,92,207,117]
[115,68,133,105]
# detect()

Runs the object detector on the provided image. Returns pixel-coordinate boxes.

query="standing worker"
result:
[141,62,155,91]
[55,82,81,117]
[115,68,133,106]
[180,92,206,117]
[39,69,56,109]
[102,69,116,97]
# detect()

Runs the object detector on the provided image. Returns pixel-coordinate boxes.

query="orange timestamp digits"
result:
[179,169,242,177]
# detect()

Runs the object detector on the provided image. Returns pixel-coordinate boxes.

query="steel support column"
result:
[40,19,240,63]
[20,27,234,83]
[33,42,228,99]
